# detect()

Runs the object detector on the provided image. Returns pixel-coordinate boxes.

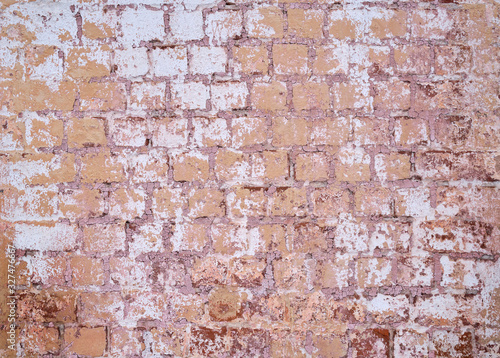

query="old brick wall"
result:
[0,0,499,356]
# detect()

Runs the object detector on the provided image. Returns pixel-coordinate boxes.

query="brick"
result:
[170,221,208,251]
[111,328,144,357]
[83,223,126,253]
[317,254,350,290]
[11,222,78,251]
[79,292,124,325]
[395,187,432,218]
[397,256,433,286]
[130,150,170,184]
[291,221,329,254]
[370,10,407,38]
[129,222,164,256]
[120,7,165,46]
[25,112,63,148]
[373,78,411,111]
[190,46,227,74]
[58,188,103,221]
[394,45,432,75]
[431,330,474,358]
[214,149,251,181]
[232,117,267,147]
[152,187,185,219]
[109,257,149,289]
[334,216,369,252]
[19,325,59,355]
[18,255,66,287]
[411,9,453,40]
[82,7,117,39]
[191,255,230,286]
[151,117,188,147]
[328,11,357,40]
[126,291,166,321]
[233,46,268,74]
[81,151,126,183]
[171,151,210,182]
[129,82,166,110]
[79,81,126,111]
[12,80,77,112]
[190,326,229,357]
[24,45,63,82]
[260,224,288,252]
[273,254,308,290]
[310,117,350,146]
[374,153,411,181]
[251,81,287,111]
[64,327,106,356]
[211,224,262,256]
[312,334,348,358]
[311,186,350,218]
[193,117,230,147]
[209,287,244,321]
[169,292,205,323]
[270,187,307,216]
[273,44,309,75]
[188,188,225,217]
[435,46,472,76]
[336,145,371,182]
[171,81,209,110]
[17,291,77,323]
[230,257,266,287]
[110,117,148,147]
[206,10,243,44]
[354,185,392,216]
[394,330,429,358]
[114,48,149,78]
[369,222,411,252]
[440,256,479,289]
[272,117,308,147]
[288,9,324,39]
[394,117,428,146]
[109,188,146,220]
[211,82,248,111]
[333,81,371,110]
[357,258,392,288]
[434,115,473,150]
[246,6,284,38]
[227,188,267,217]
[66,46,110,78]
[292,82,330,110]
[295,153,329,181]
[353,117,390,146]
[71,256,104,286]
[251,150,289,181]
[0,186,59,222]
[270,331,307,358]
[151,47,187,77]
[313,44,349,75]
[67,117,106,148]
[169,10,204,42]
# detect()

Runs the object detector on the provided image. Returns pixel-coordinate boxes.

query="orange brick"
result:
[370,10,407,38]
[272,117,308,147]
[152,187,185,219]
[317,254,350,289]
[66,46,110,78]
[246,6,284,38]
[270,187,308,216]
[171,151,210,182]
[80,151,126,183]
[251,81,287,111]
[227,188,268,217]
[260,224,288,252]
[191,255,230,286]
[64,327,106,357]
[273,44,309,75]
[288,9,324,39]
[79,81,126,111]
[12,80,77,112]
[251,150,289,181]
[373,79,411,111]
[295,153,329,181]
[71,256,104,286]
[188,188,225,217]
[17,291,78,323]
[233,46,268,74]
[374,153,411,181]
[273,254,308,290]
[83,223,126,253]
[293,82,330,110]
[214,149,251,181]
[435,45,472,76]
[67,117,107,148]
[232,117,267,147]
[20,325,59,355]
[25,113,63,148]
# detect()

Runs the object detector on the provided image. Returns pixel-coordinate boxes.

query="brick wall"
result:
[0,0,499,357]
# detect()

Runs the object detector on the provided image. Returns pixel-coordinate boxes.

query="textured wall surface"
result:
[0,0,499,357]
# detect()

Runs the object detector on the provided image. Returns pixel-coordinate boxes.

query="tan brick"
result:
[171,151,210,182]
[191,255,230,286]
[272,117,308,146]
[310,117,350,146]
[370,10,407,38]
[251,81,287,111]
[232,117,267,147]
[394,45,432,75]
[25,113,63,148]
[214,149,251,181]
[67,117,107,148]
[313,45,348,75]
[270,187,308,216]
[109,188,146,220]
[19,325,59,355]
[170,222,208,252]
[129,82,166,110]
[336,145,371,182]
[110,117,148,147]
[233,46,268,74]
[373,79,411,111]
[312,334,348,358]
[394,117,429,146]
[152,187,185,219]
[111,328,144,357]
[291,221,329,254]
[354,185,392,216]
[273,44,309,75]
[209,287,245,321]
[293,82,330,110]
[66,46,110,78]
[317,254,350,289]
[17,291,77,323]
[375,153,411,181]
[353,117,390,146]
[188,188,225,217]
[295,153,329,181]
[333,82,371,110]
[357,258,392,288]
[81,151,126,183]
[328,12,357,40]
[193,117,230,147]
[288,9,324,39]
[227,188,267,217]
[170,292,205,323]
[229,257,266,287]
[64,327,106,357]
[79,81,126,111]
[273,254,308,290]
[12,80,77,112]
[251,150,289,181]
[83,223,126,253]
[246,6,284,38]
[79,292,124,324]
[71,256,104,286]
[260,224,288,252]
[211,223,263,256]
[311,186,350,218]
[82,8,117,39]
[397,256,433,286]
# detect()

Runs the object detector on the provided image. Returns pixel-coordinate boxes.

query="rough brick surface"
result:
[1,0,499,357]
